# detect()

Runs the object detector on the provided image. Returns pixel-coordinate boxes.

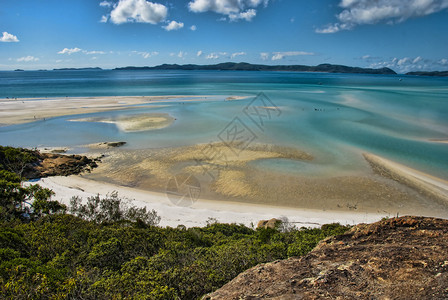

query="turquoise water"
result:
[1,70,447,179]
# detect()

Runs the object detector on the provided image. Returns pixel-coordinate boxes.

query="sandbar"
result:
[363,153,448,205]
[82,143,448,217]
[70,113,175,132]
[0,95,239,126]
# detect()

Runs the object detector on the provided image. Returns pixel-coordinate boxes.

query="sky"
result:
[1,0,448,73]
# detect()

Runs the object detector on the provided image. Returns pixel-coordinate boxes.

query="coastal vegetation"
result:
[0,146,349,299]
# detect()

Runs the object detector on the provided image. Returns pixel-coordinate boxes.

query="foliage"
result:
[0,146,39,178]
[0,146,350,299]
[0,213,349,299]
[0,170,63,222]
[69,192,161,226]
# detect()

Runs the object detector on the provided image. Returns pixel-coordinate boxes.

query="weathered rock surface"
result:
[257,218,281,229]
[205,216,448,299]
[24,152,100,179]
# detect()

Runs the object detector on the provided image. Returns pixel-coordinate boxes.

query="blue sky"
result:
[1,0,448,73]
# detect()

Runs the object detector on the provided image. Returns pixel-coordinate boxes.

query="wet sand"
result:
[0,95,235,126]
[83,143,448,218]
[3,96,448,225]
[70,112,175,132]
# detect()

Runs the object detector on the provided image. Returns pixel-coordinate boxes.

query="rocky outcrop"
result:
[205,216,448,299]
[257,218,281,229]
[24,153,100,179]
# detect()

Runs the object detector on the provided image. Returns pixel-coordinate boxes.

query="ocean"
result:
[1,69,448,180]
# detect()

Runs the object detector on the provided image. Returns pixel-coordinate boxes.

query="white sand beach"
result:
[5,96,448,227]
[0,95,235,126]
[27,175,387,228]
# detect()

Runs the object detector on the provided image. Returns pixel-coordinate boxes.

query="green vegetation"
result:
[0,146,350,299]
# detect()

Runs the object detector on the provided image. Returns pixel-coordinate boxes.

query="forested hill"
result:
[405,71,448,77]
[114,62,397,75]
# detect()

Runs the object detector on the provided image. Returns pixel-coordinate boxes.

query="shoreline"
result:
[28,175,387,228]
[0,95,248,126]
[3,95,448,226]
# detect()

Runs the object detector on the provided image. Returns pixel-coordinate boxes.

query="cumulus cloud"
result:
[229,9,257,21]
[163,20,184,31]
[190,25,197,31]
[197,50,203,57]
[58,48,106,55]
[188,0,268,21]
[17,56,39,62]
[58,48,82,55]
[100,15,109,23]
[368,56,448,73]
[317,0,448,33]
[108,0,168,24]
[271,51,314,60]
[206,53,220,59]
[260,52,269,60]
[100,1,113,7]
[0,32,19,42]
[231,52,246,59]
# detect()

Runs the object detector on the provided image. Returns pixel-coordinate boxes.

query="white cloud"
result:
[17,56,39,62]
[229,9,257,21]
[260,52,269,60]
[271,51,315,60]
[58,48,106,55]
[178,51,186,58]
[397,57,410,66]
[317,0,448,33]
[367,55,448,73]
[0,32,19,42]
[133,51,159,58]
[412,56,422,64]
[231,52,246,59]
[197,50,203,57]
[190,25,197,31]
[163,20,184,31]
[58,47,82,55]
[100,15,109,23]
[206,53,220,59]
[100,1,113,7]
[188,0,268,22]
[109,0,168,24]
[84,50,106,55]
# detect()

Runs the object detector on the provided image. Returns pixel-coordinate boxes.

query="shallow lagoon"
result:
[1,70,447,180]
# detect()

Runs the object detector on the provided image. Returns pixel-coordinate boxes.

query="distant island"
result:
[53,67,103,71]
[114,62,397,75]
[405,71,448,77]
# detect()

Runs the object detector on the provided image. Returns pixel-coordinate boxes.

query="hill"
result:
[206,216,448,299]
[114,62,397,75]
[406,71,448,77]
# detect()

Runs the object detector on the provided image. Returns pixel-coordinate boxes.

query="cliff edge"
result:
[205,216,448,299]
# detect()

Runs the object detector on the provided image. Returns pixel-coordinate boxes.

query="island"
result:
[406,71,448,77]
[114,62,397,75]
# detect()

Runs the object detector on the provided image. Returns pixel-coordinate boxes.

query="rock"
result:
[206,216,448,299]
[256,218,281,229]
[23,152,100,179]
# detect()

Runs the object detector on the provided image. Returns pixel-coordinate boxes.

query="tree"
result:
[69,192,161,226]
